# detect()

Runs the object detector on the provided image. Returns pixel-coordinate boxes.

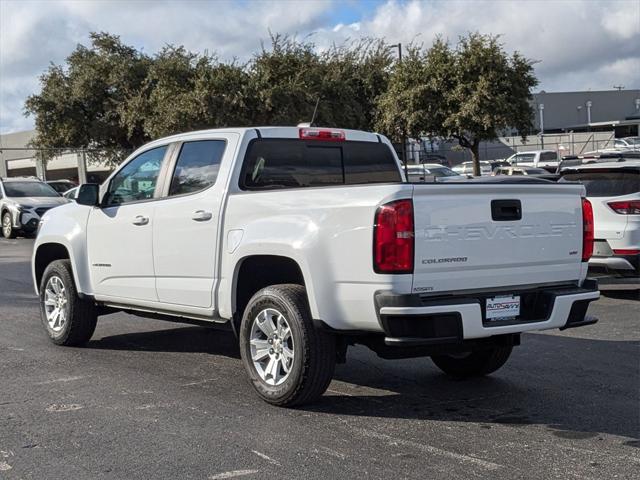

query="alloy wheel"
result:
[43,276,68,332]
[249,308,295,386]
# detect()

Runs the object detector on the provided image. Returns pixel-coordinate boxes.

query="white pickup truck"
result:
[33,127,599,406]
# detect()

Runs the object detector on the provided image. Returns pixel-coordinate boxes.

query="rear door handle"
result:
[192,210,213,222]
[132,215,149,226]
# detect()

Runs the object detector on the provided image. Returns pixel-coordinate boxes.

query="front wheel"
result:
[431,346,513,378]
[2,212,16,239]
[39,259,97,346]
[239,284,336,407]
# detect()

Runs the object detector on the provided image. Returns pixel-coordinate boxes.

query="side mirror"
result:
[77,184,100,206]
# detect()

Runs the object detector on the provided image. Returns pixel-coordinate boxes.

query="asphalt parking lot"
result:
[0,238,638,479]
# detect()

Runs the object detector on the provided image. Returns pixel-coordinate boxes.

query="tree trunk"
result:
[471,142,481,176]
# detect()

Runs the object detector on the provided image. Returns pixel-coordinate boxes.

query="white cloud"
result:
[1,0,639,134]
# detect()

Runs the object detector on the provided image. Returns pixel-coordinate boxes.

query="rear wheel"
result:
[239,284,335,407]
[431,346,513,378]
[39,259,97,346]
[2,212,16,239]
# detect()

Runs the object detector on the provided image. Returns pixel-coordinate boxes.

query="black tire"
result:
[39,259,97,346]
[431,346,513,378]
[239,284,336,407]
[2,212,17,239]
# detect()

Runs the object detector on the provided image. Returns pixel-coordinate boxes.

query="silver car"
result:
[0,177,68,238]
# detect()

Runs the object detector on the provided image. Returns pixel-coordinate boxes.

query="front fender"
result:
[32,204,92,296]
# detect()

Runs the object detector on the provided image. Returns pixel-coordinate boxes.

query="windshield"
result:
[560,169,639,197]
[3,181,60,198]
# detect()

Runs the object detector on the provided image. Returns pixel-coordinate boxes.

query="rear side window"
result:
[169,140,226,196]
[560,170,639,196]
[540,152,557,161]
[240,139,401,190]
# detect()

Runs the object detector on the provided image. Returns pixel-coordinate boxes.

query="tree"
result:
[377,33,538,175]
[25,32,152,166]
[446,33,538,175]
[247,34,392,129]
[141,47,250,138]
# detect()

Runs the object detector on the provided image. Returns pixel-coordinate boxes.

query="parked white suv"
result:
[560,161,639,284]
[0,177,68,238]
[506,150,559,172]
[32,127,599,406]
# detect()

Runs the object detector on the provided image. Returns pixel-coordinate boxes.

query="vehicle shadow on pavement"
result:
[89,325,241,358]
[600,289,639,301]
[89,324,639,442]
[307,335,640,442]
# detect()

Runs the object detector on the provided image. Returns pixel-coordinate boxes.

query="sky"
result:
[1,0,639,134]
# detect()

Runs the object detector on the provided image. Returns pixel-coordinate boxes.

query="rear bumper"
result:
[589,255,638,272]
[375,280,600,346]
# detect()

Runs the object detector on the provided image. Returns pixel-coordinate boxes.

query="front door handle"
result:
[132,215,149,226]
[192,210,213,222]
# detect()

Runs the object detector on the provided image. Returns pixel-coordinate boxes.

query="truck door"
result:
[87,145,169,302]
[152,135,237,309]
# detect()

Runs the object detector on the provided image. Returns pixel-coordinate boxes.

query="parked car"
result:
[47,179,77,194]
[406,163,460,182]
[559,161,639,284]
[613,137,640,151]
[33,126,599,406]
[1,177,68,238]
[506,150,559,172]
[452,161,493,176]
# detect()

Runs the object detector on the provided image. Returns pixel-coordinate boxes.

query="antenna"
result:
[309,97,320,126]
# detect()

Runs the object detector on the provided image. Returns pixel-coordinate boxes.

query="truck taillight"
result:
[299,128,345,141]
[374,199,414,274]
[582,198,594,262]
[608,200,640,214]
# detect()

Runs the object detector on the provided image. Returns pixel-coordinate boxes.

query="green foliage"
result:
[25,32,151,166]
[25,31,537,175]
[377,33,538,175]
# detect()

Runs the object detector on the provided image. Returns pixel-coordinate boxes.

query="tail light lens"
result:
[299,128,345,141]
[582,198,594,262]
[374,199,414,273]
[608,200,640,214]
[613,249,640,255]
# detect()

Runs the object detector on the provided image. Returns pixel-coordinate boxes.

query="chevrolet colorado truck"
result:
[32,127,600,406]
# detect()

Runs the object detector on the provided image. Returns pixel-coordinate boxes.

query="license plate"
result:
[486,295,520,320]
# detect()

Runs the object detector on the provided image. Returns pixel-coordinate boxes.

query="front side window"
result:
[104,146,167,206]
[515,153,536,164]
[169,140,226,196]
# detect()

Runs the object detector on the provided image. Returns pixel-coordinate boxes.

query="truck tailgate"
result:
[411,183,585,294]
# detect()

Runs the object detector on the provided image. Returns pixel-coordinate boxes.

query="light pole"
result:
[539,103,545,149]
[586,100,592,126]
